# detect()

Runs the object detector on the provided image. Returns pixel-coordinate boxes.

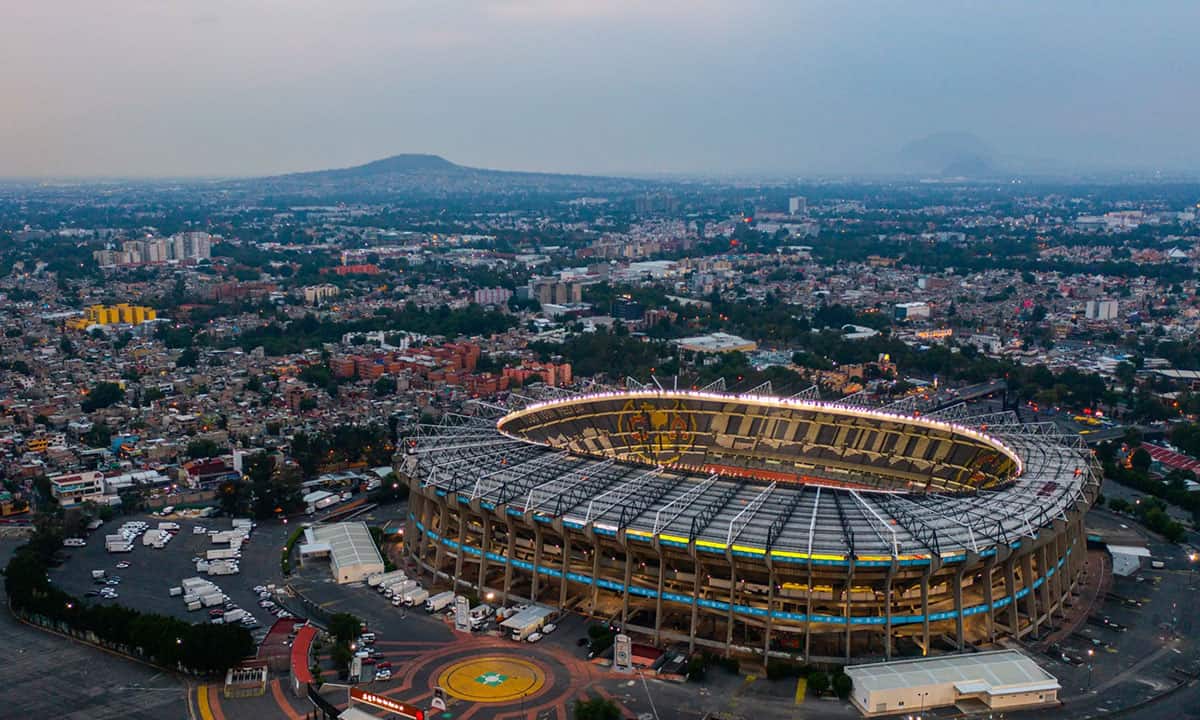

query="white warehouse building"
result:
[299,522,385,584]
[845,650,1060,717]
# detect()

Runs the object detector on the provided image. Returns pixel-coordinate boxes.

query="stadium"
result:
[401,388,1100,661]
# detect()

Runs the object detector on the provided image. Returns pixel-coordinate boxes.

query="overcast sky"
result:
[2,1,1197,178]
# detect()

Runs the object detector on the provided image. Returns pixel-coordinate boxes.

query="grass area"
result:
[281,525,305,574]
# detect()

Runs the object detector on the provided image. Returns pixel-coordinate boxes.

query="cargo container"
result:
[169,587,183,597]
[402,588,429,607]
[91,570,106,580]
[224,609,247,623]
[182,577,214,593]
[368,570,406,588]
[425,591,455,613]
[207,548,240,561]
[382,579,417,596]
[186,600,202,611]
[200,593,224,607]
[208,562,238,576]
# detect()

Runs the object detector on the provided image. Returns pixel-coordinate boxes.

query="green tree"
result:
[83,424,112,448]
[186,438,222,459]
[1131,448,1152,474]
[82,382,124,412]
[176,347,200,368]
[373,376,396,396]
[808,670,830,697]
[832,672,853,700]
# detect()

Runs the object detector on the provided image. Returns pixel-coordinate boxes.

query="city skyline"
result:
[3,1,1199,179]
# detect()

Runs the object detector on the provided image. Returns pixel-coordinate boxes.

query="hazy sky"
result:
[3,1,1198,178]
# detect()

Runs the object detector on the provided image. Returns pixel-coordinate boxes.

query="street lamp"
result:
[1087,648,1095,689]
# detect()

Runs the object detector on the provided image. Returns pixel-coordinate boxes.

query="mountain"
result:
[230,153,658,200]
[281,153,460,180]
[896,132,999,177]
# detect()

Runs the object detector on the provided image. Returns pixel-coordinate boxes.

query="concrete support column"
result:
[621,551,633,626]
[559,533,572,610]
[477,514,492,594]
[1039,544,1054,622]
[419,491,438,579]
[501,522,516,605]
[654,544,666,645]
[452,508,467,590]
[1004,556,1019,636]
[920,570,931,655]
[953,563,967,651]
[844,560,855,662]
[433,503,450,577]
[589,539,602,617]
[763,561,776,663]
[1022,552,1039,637]
[688,557,703,654]
[725,556,738,655]
[803,562,815,663]
[982,555,996,643]
[883,567,895,661]
[531,524,544,602]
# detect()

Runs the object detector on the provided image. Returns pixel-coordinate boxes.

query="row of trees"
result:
[4,540,253,674]
[216,451,305,519]
[290,424,393,477]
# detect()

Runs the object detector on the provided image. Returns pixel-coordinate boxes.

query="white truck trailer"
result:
[383,579,417,597]
[368,570,406,588]
[208,561,239,576]
[425,591,455,613]
[401,587,430,607]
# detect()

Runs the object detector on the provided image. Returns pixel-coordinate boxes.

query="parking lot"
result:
[0,539,191,720]
[49,513,294,641]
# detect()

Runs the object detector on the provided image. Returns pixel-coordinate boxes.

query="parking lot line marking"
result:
[794,677,807,705]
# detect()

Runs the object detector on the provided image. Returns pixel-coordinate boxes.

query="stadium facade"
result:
[402,390,1099,661]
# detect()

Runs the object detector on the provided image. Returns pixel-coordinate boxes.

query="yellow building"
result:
[68,304,157,329]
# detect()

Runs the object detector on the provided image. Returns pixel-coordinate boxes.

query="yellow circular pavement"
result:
[436,655,546,703]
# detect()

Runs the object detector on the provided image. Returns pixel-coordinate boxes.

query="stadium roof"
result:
[404,390,1098,562]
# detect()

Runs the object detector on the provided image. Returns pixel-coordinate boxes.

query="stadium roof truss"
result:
[404,391,1097,562]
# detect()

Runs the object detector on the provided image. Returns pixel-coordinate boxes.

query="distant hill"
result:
[280,153,461,180]
[232,153,658,200]
[896,132,999,177]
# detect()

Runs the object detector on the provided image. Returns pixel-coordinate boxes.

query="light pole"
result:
[1087,648,1094,690]
[917,690,929,719]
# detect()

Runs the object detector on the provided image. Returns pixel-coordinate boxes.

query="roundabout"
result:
[435,654,547,703]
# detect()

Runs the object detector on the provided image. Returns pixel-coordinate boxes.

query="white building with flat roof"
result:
[673,332,758,354]
[845,650,1060,717]
[300,521,385,584]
